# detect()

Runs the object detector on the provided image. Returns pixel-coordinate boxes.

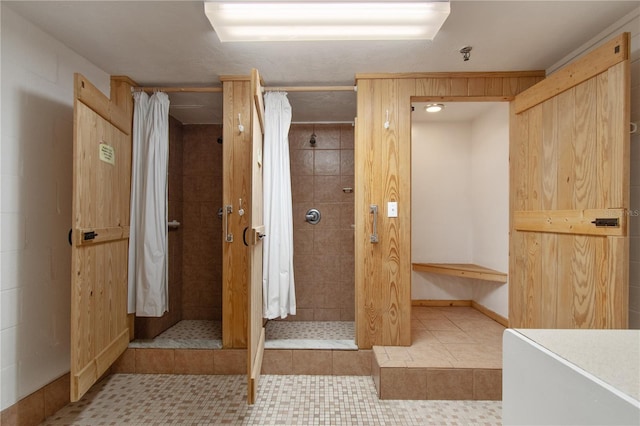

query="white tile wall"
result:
[0,5,110,410]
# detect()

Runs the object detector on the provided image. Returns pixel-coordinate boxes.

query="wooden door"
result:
[221,76,251,349]
[70,74,132,401]
[510,33,630,328]
[220,70,265,403]
[247,69,266,404]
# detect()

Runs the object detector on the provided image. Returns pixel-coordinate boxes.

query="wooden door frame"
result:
[354,71,545,348]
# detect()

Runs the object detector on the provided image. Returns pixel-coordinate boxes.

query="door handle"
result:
[370,204,379,243]
[224,204,233,242]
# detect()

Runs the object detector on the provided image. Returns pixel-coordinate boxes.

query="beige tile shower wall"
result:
[182,125,224,320]
[134,116,184,338]
[290,124,355,321]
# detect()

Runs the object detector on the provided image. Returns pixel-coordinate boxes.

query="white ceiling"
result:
[5,1,638,124]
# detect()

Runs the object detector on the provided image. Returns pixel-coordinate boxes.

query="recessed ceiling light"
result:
[425,104,444,113]
[204,1,451,42]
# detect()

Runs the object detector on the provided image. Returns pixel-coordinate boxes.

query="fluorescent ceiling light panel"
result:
[204,1,450,42]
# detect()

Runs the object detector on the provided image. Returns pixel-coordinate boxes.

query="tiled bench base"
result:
[371,306,505,400]
[372,353,502,400]
[113,347,372,376]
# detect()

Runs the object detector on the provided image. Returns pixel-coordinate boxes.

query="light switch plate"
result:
[388,201,398,218]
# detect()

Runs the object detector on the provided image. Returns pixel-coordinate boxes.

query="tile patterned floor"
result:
[158,320,222,340]
[42,374,501,425]
[129,321,223,349]
[375,306,505,369]
[265,321,357,350]
[130,320,358,350]
[266,321,354,340]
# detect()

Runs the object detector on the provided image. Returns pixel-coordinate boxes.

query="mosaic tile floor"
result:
[158,320,222,340]
[130,320,358,350]
[42,374,502,425]
[265,321,357,350]
[129,320,223,349]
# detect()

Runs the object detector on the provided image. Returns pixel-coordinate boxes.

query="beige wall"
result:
[0,5,111,412]
[289,124,355,321]
[411,103,510,318]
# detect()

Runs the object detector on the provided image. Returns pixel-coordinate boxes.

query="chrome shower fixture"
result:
[310,132,317,146]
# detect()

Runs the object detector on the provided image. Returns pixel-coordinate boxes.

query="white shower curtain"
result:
[127,91,170,317]
[262,92,296,319]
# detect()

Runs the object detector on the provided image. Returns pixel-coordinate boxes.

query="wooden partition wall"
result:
[354,72,544,348]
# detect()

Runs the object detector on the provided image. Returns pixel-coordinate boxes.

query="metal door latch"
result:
[83,231,98,241]
[591,218,619,227]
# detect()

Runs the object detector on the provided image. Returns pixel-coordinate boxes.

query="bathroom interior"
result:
[131,92,357,350]
[130,93,510,354]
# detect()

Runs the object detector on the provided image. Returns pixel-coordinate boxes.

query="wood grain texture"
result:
[247,69,265,404]
[540,97,559,328]
[509,103,529,328]
[525,104,543,328]
[71,74,131,401]
[412,300,472,307]
[222,78,251,349]
[412,263,507,283]
[355,72,541,349]
[415,75,543,98]
[514,209,626,236]
[356,71,545,80]
[514,33,629,114]
[509,34,630,329]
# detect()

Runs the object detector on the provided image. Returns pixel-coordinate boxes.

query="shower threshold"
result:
[129,320,222,349]
[265,321,357,350]
[129,320,357,350]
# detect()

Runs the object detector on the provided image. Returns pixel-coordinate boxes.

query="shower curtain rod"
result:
[131,86,223,93]
[264,86,356,92]
[131,85,357,93]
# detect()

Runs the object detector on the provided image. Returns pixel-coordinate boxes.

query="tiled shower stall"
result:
[289,124,355,321]
[134,121,355,340]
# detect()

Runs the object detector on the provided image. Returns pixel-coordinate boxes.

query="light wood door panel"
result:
[70,74,131,401]
[221,77,251,349]
[509,33,630,329]
[220,71,265,403]
[247,68,265,405]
